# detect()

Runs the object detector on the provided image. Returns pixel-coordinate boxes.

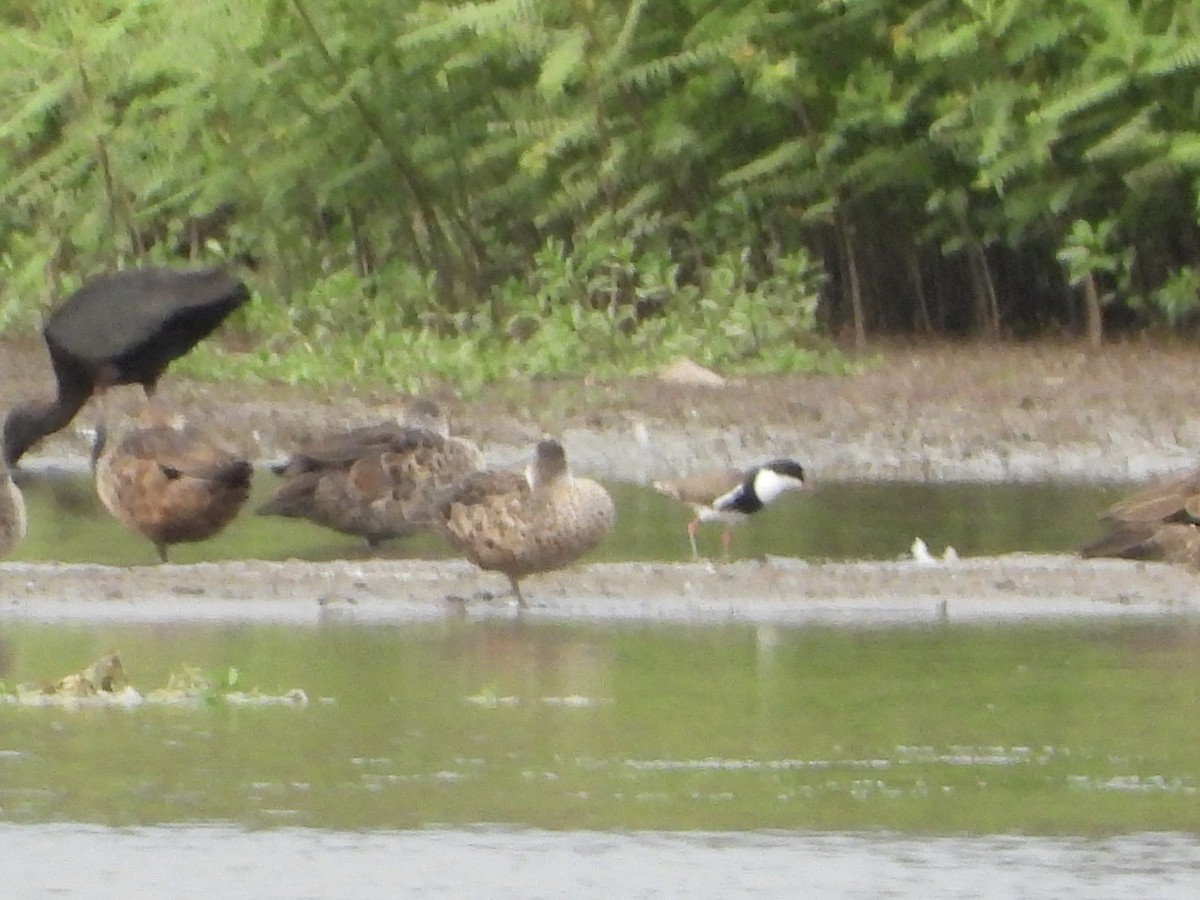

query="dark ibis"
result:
[3,266,249,466]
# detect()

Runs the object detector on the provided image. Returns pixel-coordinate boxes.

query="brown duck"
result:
[92,410,253,561]
[0,453,27,558]
[258,399,483,548]
[1081,470,1200,565]
[653,458,808,559]
[433,438,615,607]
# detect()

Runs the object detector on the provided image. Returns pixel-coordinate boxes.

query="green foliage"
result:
[1148,267,1200,326]
[1056,218,1131,302]
[688,247,825,371]
[184,235,842,394]
[2,0,1200,366]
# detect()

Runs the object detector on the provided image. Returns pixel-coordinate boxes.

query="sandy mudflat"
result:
[1,554,1195,627]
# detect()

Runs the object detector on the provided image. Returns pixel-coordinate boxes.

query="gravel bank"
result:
[1,555,1195,627]
[6,339,1200,484]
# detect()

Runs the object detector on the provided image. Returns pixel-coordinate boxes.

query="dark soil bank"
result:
[5,338,1200,483]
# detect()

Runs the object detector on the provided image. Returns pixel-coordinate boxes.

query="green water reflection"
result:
[1,618,1198,834]
[10,471,1124,565]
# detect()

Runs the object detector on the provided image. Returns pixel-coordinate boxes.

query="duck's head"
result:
[402,397,450,438]
[528,438,568,488]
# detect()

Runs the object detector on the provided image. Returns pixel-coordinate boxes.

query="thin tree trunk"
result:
[838,216,866,350]
[290,0,463,306]
[1082,272,1103,348]
[968,243,1001,341]
[907,248,933,334]
[347,207,376,280]
[78,62,122,267]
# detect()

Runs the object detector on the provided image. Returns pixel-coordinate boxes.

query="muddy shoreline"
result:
[5,339,1200,484]
[2,555,1196,627]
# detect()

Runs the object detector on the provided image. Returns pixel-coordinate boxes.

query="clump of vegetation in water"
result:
[0,655,308,709]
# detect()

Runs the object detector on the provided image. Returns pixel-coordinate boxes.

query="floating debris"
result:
[464,690,520,708]
[1,655,308,709]
[464,691,610,708]
[50,652,127,696]
[541,695,609,708]
[909,537,959,565]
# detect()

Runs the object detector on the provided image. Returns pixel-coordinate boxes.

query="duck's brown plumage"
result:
[94,416,252,561]
[258,400,483,547]
[1081,470,1200,565]
[0,456,27,558]
[433,439,616,607]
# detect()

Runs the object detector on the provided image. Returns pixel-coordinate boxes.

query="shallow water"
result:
[2,825,1198,899]
[7,477,1195,897]
[9,470,1123,565]
[3,619,1199,835]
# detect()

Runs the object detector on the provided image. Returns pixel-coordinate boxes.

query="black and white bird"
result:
[653,458,808,560]
[4,266,250,466]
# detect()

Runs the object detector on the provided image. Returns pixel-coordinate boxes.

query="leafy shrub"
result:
[179,234,848,394]
[1148,268,1200,326]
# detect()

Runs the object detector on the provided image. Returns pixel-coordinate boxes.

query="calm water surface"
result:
[5,475,1197,896]
[2,825,1198,899]
[2,618,1200,896]
[3,620,1200,828]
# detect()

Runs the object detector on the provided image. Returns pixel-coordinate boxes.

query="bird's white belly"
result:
[696,506,748,526]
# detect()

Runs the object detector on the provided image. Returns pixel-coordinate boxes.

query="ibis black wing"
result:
[43,267,250,387]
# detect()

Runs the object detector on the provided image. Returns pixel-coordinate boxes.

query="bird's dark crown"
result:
[536,439,567,467]
[761,458,806,482]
